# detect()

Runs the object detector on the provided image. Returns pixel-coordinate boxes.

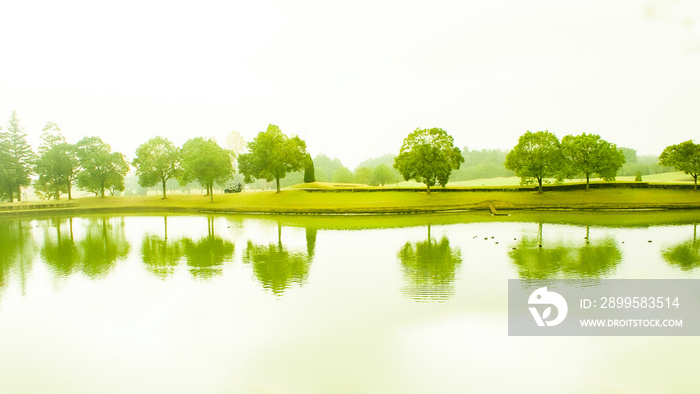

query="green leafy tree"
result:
[303,153,315,183]
[659,140,700,190]
[35,143,80,200]
[35,123,79,200]
[238,124,308,192]
[332,167,354,183]
[312,154,345,182]
[450,147,514,181]
[38,122,65,154]
[560,133,625,190]
[179,137,233,202]
[354,166,373,185]
[505,130,563,193]
[393,128,464,194]
[0,111,35,201]
[75,136,130,197]
[372,164,397,186]
[132,136,182,199]
[618,147,637,164]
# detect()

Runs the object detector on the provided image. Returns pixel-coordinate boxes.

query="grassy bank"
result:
[3,187,700,217]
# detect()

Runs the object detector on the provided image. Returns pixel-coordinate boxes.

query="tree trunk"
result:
[100,180,105,197]
[209,185,214,203]
[426,183,431,195]
[276,178,281,193]
[17,187,21,201]
[537,177,543,194]
[67,181,72,200]
[162,178,167,199]
[586,174,590,190]
[695,175,697,191]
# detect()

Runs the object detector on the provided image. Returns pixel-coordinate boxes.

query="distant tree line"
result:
[2,109,699,201]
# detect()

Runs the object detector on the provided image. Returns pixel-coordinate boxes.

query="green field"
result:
[3,183,700,217]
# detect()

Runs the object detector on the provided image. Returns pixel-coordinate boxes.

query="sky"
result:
[1,0,699,170]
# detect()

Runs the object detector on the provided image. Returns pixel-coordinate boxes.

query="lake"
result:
[1,211,699,393]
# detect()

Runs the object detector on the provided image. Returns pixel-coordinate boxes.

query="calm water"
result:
[1,212,700,393]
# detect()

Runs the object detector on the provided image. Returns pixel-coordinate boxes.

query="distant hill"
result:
[354,154,396,171]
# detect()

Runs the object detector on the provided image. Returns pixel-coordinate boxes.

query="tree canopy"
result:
[303,153,315,183]
[393,128,464,194]
[75,136,130,197]
[238,124,308,192]
[505,130,563,193]
[35,123,80,200]
[179,137,233,202]
[36,142,79,200]
[659,140,700,190]
[0,111,35,201]
[560,133,625,189]
[132,136,182,198]
[372,164,397,186]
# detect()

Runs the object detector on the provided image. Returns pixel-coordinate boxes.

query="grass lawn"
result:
[3,184,700,216]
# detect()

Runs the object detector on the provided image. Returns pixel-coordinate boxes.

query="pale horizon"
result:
[2,0,699,170]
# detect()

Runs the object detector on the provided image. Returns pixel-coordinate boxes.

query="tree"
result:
[0,123,8,201]
[505,130,563,193]
[560,133,625,190]
[34,123,79,200]
[354,166,373,185]
[618,147,637,164]
[393,127,464,194]
[332,167,354,183]
[38,122,65,154]
[35,142,80,200]
[225,130,247,171]
[238,124,308,193]
[659,140,700,190]
[312,154,346,182]
[0,111,35,201]
[75,136,130,197]
[179,137,233,202]
[0,150,9,201]
[450,147,514,181]
[132,136,182,199]
[303,153,315,183]
[372,164,397,186]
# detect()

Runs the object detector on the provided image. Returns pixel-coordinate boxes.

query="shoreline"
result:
[3,187,700,217]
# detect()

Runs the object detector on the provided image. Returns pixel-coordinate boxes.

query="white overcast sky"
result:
[1,0,699,169]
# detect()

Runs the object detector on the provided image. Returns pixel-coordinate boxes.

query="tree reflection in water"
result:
[79,217,130,278]
[140,217,185,278]
[243,223,315,296]
[663,224,700,271]
[41,217,130,279]
[398,225,462,302]
[180,217,234,279]
[509,224,622,279]
[41,217,79,276]
[139,216,233,279]
[0,218,35,294]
